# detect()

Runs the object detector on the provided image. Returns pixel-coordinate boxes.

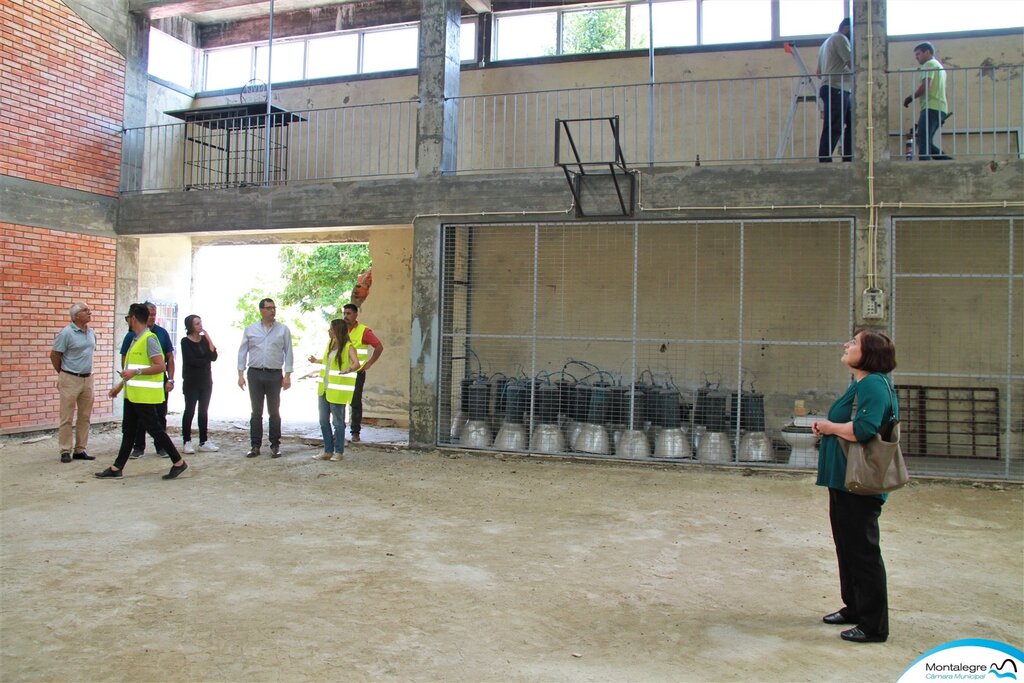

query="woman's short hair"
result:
[853,328,897,373]
[184,314,199,334]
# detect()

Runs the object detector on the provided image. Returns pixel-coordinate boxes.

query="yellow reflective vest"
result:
[348,322,371,368]
[317,341,357,405]
[124,329,164,404]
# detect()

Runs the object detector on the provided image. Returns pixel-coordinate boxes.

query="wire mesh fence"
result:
[892,216,1023,478]
[437,218,1023,480]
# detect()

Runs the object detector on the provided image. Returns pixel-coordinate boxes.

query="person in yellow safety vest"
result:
[341,303,384,443]
[307,318,359,461]
[95,303,189,480]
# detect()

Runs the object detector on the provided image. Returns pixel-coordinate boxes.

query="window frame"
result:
[200,17,478,92]
[489,0,854,62]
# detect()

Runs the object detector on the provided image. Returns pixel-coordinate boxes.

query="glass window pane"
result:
[780,0,846,37]
[494,12,557,59]
[630,1,697,48]
[363,26,418,73]
[461,18,477,62]
[255,41,305,83]
[561,7,626,55]
[307,34,358,78]
[888,0,1024,35]
[204,46,252,91]
[702,0,770,44]
[148,28,194,88]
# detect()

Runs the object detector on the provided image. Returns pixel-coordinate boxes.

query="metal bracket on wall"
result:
[555,116,634,218]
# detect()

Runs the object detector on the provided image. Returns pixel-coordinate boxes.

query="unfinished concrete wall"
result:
[358,227,413,427]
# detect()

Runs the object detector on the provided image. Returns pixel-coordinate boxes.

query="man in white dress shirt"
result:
[237,298,293,458]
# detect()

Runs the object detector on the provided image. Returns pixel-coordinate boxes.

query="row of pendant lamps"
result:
[454,368,774,462]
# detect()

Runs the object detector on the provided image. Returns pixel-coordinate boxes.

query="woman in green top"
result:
[811,328,898,644]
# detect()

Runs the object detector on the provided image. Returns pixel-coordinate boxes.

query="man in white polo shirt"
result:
[50,302,97,463]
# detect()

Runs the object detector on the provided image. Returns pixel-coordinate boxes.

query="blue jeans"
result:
[318,394,346,455]
[915,108,950,160]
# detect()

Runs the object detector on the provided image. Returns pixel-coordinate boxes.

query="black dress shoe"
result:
[60,452,72,463]
[72,452,95,460]
[840,627,887,643]
[94,467,122,479]
[823,611,856,625]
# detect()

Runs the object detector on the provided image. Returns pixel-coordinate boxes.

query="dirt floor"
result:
[1,423,1021,683]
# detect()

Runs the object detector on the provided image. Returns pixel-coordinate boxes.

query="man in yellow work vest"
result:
[341,303,384,443]
[95,303,189,480]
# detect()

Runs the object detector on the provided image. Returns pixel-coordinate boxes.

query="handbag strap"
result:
[880,374,899,423]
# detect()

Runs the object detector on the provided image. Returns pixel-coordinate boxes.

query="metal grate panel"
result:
[896,385,1000,459]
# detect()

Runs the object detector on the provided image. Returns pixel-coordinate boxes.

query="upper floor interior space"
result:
[123,0,1024,193]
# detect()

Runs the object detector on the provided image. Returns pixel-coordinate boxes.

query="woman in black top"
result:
[180,314,218,453]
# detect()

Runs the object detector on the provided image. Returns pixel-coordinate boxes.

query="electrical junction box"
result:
[862,288,886,320]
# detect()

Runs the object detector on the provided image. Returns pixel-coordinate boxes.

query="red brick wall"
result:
[0,0,125,196]
[0,224,118,433]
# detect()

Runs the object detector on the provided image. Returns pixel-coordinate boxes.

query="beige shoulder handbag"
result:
[840,375,909,495]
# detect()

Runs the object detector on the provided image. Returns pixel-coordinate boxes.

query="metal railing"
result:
[888,65,1023,160]
[121,65,1022,192]
[452,73,832,171]
[121,99,417,193]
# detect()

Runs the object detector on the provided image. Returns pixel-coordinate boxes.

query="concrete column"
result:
[852,0,889,164]
[120,12,150,193]
[408,216,442,446]
[112,237,140,404]
[850,0,891,327]
[415,0,461,176]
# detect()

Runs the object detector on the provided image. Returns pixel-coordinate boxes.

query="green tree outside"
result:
[233,243,371,342]
[278,244,372,320]
[561,8,626,55]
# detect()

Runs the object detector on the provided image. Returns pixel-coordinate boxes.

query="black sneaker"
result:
[162,461,188,480]
[246,447,260,458]
[270,445,281,458]
[156,449,169,458]
[72,452,95,461]
[130,448,144,459]
[60,452,72,463]
[95,467,122,479]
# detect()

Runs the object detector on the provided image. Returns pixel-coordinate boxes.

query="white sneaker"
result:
[199,441,219,452]
[183,441,196,454]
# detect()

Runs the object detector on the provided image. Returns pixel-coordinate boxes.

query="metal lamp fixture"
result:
[697,431,733,463]
[529,382,565,453]
[492,380,528,451]
[458,379,492,449]
[615,385,649,458]
[530,423,565,453]
[573,385,611,455]
[738,431,773,462]
[650,387,691,459]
